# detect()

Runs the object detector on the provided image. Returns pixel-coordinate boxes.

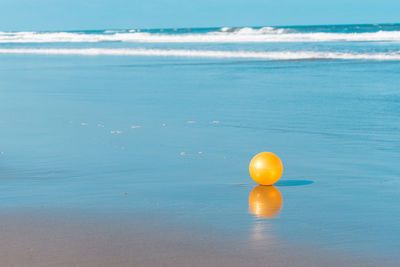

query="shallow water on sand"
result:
[0,54,400,264]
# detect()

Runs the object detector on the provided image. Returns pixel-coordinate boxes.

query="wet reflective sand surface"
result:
[1,54,400,265]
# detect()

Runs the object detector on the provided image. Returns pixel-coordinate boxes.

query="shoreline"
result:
[0,208,394,267]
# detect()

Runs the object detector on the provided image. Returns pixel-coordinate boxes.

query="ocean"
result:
[0,23,400,264]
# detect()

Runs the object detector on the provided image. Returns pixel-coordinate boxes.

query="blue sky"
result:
[1,0,399,31]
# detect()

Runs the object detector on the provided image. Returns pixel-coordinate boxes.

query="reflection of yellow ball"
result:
[249,152,283,185]
[249,185,283,219]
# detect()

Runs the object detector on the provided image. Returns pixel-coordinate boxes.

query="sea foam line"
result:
[0,48,400,60]
[1,30,400,43]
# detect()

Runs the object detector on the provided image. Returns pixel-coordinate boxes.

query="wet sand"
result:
[1,51,400,266]
[0,209,391,267]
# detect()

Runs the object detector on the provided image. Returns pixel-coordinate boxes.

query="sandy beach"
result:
[1,209,393,267]
[1,21,400,266]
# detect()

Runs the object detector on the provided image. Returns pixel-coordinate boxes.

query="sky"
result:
[1,0,400,31]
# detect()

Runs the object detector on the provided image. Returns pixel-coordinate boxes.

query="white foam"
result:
[219,27,232,32]
[211,26,289,35]
[1,30,400,43]
[0,48,399,60]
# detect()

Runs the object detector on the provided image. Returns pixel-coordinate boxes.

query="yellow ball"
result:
[249,152,283,185]
[249,185,283,219]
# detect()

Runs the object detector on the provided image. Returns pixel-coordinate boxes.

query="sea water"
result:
[0,24,400,261]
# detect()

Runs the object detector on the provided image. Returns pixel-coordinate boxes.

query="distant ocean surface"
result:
[1,23,400,60]
[1,23,400,264]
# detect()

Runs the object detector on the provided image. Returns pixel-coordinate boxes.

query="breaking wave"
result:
[1,48,400,60]
[210,26,292,35]
[1,28,400,43]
